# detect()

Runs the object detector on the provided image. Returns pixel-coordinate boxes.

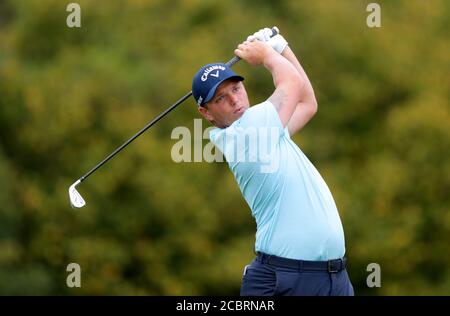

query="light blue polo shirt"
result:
[209,100,345,261]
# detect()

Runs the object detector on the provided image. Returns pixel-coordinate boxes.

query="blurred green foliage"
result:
[0,0,449,295]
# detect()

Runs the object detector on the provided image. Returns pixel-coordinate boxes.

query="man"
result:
[191,28,354,296]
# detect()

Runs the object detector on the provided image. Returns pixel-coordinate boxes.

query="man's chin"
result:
[222,109,247,128]
[233,110,246,121]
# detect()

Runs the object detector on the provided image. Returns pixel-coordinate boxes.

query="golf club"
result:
[69,26,279,209]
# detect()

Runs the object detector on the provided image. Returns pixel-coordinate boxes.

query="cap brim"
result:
[203,75,244,105]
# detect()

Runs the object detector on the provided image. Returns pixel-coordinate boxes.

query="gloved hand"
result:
[247,27,288,54]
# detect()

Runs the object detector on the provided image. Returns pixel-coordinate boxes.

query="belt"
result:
[256,252,347,273]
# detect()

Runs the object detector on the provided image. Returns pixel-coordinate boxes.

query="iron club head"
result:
[69,179,86,209]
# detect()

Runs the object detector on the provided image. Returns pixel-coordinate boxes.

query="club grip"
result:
[226,26,279,67]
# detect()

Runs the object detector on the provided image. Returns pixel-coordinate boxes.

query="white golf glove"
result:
[247,27,288,54]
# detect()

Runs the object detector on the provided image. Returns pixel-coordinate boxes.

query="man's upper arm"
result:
[268,82,303,128]
[287,101,317,136]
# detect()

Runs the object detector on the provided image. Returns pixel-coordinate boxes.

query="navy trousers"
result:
[240,252,354,296]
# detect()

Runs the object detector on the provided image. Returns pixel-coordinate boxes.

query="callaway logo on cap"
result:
[192,63,244,106]
[201,65,226,81]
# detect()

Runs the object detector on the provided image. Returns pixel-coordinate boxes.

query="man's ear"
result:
[198,105,213,121]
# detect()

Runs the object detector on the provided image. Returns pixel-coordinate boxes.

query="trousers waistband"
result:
[256,252,347,273]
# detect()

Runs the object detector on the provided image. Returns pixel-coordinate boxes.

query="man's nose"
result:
[230,94,238,106]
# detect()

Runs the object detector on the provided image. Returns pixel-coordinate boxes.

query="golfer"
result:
[192,28,354,296]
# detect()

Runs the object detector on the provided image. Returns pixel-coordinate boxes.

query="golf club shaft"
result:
[226,56,241,67]
[79,56,235,183]
[79,91,192,182]
[77,27,279,184]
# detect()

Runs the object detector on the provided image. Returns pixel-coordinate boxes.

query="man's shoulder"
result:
[246,99,274,115]
[234,100,276,126]
[211,100,272,133]
[209,100,280,143]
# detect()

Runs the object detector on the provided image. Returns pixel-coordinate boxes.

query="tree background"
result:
[0,0,449,295]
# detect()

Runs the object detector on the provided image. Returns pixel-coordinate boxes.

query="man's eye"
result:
[215,96,224,103]
[233,86,240,92]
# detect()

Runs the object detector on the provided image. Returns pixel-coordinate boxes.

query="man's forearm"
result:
[281,46,317,105]
[263,50,303,93]
[281,45,317,136]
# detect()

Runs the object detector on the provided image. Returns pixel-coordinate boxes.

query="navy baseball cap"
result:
[192,63,244,106]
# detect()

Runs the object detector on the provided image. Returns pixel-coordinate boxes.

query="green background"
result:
[0,0,449,295]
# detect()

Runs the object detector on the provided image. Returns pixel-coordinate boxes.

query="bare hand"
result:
[234,40,276,66]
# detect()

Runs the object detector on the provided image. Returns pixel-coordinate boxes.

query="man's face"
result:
[198,79,250,128]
